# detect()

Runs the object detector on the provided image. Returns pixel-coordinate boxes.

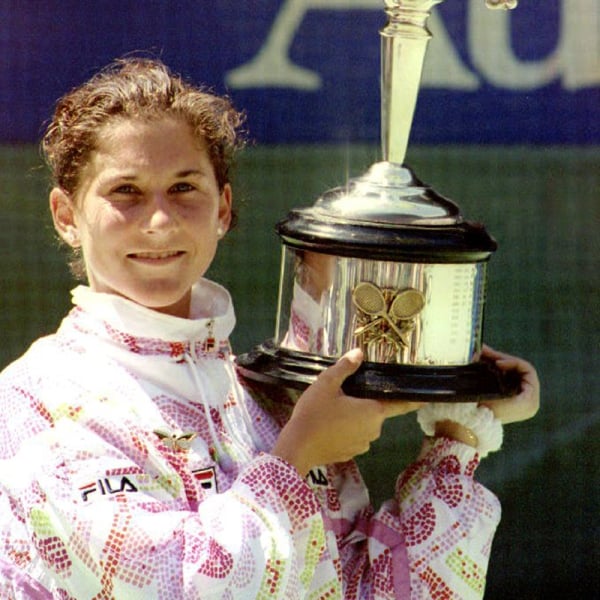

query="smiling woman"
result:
[41,58,244,284]
[0,57,538,599]
[49,117,232,317]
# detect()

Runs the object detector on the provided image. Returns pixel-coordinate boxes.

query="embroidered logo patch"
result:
[192,467,217,494]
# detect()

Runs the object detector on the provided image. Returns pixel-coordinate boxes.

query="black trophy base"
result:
[236,340,520,402]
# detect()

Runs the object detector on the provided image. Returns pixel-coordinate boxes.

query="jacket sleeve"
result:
[326,436,501,599]
[243,377,501,599]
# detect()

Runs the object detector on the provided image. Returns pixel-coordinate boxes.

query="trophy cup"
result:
[237,0,520,401]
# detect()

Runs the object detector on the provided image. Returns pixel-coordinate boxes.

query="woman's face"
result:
[51,117,232,318]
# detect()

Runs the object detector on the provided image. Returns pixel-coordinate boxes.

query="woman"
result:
[0,58,538,599]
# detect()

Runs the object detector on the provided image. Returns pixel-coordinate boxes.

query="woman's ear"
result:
[218,183,233,237]
[50,187,80,247]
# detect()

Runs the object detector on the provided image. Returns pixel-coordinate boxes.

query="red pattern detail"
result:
[369,549,395,599]
[433,456,464,508]
[16,387,54,426]
[396,460,422,490]
[198,538,234,579]
[420,566,455,599]
[9,496,25,524]
[35,535,72,574]
[436,455,461,477]
[98,495,133,598]
[465,455,479,478]
[97,319,231,360]
[262,557,283,594]
[326,487,341,513]
[402,502,436,547]
[239,460,319,529]
[169,342,186,361]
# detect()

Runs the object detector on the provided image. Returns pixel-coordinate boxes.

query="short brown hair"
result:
[42,57,247,196]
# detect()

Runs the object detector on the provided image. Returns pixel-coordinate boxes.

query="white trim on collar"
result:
[70,278,236,343]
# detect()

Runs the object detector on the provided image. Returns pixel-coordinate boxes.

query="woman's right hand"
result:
[271,348,423,477]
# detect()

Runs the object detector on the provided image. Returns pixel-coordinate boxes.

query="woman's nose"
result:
[143,194,176,233]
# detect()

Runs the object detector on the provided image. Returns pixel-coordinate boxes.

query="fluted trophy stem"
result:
[380,0,443,165]
[380,0,519,165]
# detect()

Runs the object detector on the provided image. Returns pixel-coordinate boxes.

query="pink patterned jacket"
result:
[0,281,500,599]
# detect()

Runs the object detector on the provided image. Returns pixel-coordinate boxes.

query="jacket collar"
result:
[66,279,236,357]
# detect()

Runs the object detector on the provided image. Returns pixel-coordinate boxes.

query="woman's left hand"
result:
[478,344,540,424]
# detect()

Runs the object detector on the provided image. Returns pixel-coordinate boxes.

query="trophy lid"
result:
[277,161,497,263]
[313,161,459,225]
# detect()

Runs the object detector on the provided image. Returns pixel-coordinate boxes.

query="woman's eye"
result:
[170,182,195,193]
[112,184,138,195]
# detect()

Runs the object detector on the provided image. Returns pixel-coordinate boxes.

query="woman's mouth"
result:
[128,250,185,263]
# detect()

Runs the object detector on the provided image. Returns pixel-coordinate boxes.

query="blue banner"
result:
[1,0,598,144]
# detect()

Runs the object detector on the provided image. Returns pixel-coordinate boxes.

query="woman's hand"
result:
[479,344,540,424]
[272,349,423,476]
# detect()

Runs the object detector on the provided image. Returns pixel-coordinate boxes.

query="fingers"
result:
[479,345,540,423]
[315,348,364,391]
[481,343,514,362]
[482,345,535,376]
[320,349,425,419]
[330,348,364,379]
[483,344,539,393]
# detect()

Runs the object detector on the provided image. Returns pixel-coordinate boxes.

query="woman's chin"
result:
[127,288,193,318]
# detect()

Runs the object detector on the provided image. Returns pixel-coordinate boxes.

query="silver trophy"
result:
[238,0,520,401]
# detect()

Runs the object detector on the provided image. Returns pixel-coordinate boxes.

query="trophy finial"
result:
[381,0,519,165]
[380,1,444,165]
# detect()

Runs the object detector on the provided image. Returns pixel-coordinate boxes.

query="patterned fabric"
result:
[0,280,500,599]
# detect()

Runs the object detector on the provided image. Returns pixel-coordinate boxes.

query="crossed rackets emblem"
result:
[352,281,425,352]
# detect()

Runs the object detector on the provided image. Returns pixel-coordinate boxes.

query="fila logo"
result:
[79,468,218,502]
[192,467,217,494]
[80,476,138,502]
